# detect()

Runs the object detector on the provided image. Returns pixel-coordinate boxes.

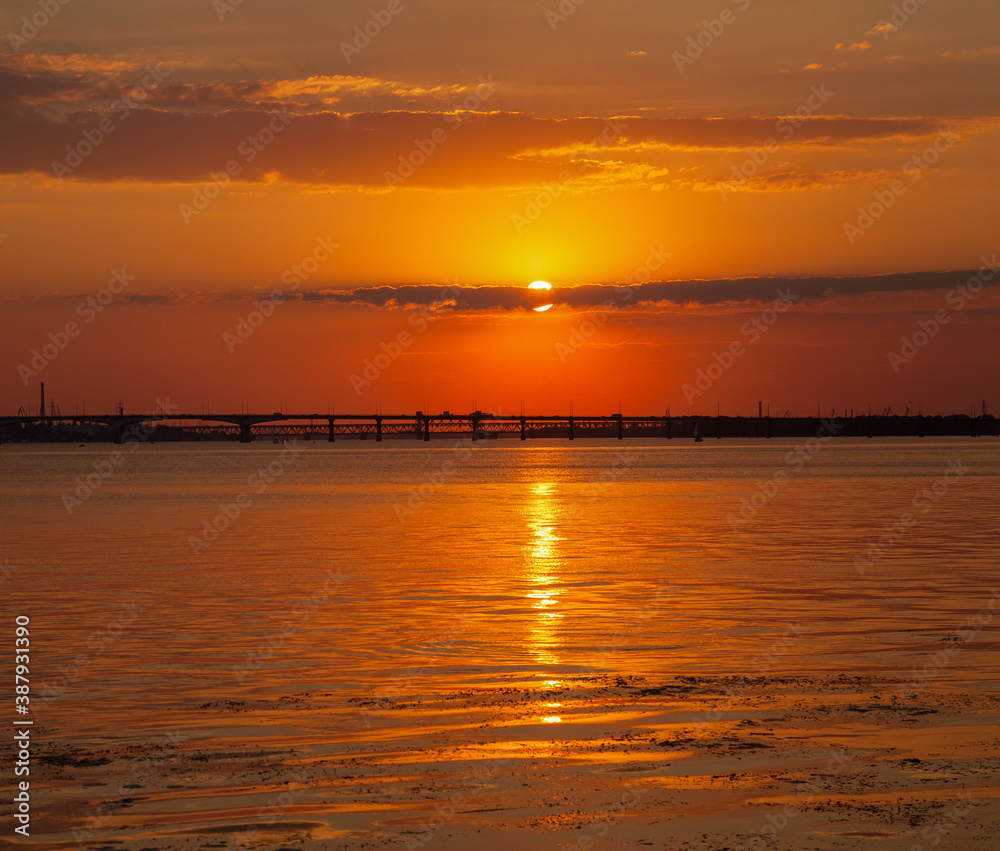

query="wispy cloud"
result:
[0,82,981,190]
[9,270,991,313]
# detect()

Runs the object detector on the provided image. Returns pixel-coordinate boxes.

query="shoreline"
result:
[4,672,998,849]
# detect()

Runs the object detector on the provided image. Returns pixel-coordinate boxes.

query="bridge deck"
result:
[1,411,994,442]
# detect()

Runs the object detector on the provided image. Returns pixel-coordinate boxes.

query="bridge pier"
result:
[568,418,574,440]
[616,415,623,441]
[520,417,526,441]
[328,418,335,442]
[376,417,382,443]
[471,416,479,441]
[113,422,123,444]
[424,416,430,442]
[666,416,671,440]
[239,422,252,443]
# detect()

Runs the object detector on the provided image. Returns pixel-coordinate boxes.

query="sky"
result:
[1,0,998,417]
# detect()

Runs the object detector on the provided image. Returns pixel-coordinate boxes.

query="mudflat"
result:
[7,673,998,850]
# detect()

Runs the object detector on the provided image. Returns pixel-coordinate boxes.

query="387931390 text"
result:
[13,615,32,837]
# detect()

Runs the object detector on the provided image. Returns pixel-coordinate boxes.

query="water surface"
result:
[2,437,998,739]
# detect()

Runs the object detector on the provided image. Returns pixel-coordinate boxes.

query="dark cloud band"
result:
[288,268,1000,310]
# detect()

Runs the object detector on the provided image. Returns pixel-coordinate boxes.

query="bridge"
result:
[0,410,995,443]
[3,411,677,443]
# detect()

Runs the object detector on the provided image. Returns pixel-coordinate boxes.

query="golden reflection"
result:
[541,715,562,724]
[524,482,564,672]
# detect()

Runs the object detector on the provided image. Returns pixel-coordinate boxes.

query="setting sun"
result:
[529,281,554,312]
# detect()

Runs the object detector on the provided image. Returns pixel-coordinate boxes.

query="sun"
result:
[529,281,553,312]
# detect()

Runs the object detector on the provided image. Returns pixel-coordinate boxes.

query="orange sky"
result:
[1,0,998,416]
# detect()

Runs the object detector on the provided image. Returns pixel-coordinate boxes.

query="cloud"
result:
[146,76,480,115]
[621,270,995,307]
[868,23,897,36]
[1,54,145,75]
[0,53,485,116]
[0,109,969,190]
[269,269,1000,311]
[696,169,893,194]
[7,270,994,313]
[0,56,993,189]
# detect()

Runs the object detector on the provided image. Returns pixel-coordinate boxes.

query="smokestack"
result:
[40,382,44,419]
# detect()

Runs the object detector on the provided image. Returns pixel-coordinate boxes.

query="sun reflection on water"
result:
[524,482,564,670]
